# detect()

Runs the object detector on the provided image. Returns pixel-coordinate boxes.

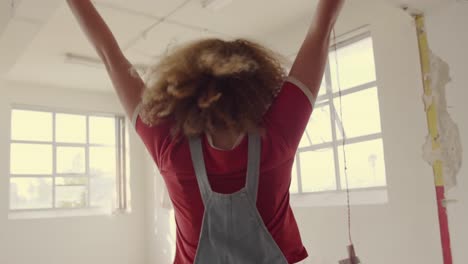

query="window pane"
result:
[89,116,116,145]
[10,178,52,209]
[298,104,332,148]
[333,87,382,139]
[90,177,114,208]
[290,156,299,194]
[55,113,86,143]
[90,147,116,177]
[56,147,86,174]
[300,148,336,192]
[338,139,387,189]
[10,144,52,175]
[55,186,87,208]
[11,110,52,142]
[329,37,376,91]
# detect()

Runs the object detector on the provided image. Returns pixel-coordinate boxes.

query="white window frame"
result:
[8,104,128,217]
[290,31,388,205]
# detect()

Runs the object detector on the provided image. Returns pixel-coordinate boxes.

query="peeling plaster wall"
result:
[422,52,463,190]
[425,3,468,263]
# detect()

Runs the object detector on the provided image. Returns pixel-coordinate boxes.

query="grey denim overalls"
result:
[188,132,289,264]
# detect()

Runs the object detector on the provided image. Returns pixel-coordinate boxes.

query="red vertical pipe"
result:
[436,186,453,264]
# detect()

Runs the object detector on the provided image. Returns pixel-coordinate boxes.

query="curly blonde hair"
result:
[139,38,287,138]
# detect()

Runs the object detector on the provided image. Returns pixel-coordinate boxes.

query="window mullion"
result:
[296,153,303,194]
[330,81,377,99]
[298,141,334,152]
[52,113,56,209]
[86,115,91,208]
[115,117,122,210]
[121,118,127,210]
[337,133,382,146]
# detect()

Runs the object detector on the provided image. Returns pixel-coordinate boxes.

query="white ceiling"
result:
[0,0,455,92]
[2,0,317,91]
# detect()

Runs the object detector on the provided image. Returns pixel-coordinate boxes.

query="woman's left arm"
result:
[67,0,145,119]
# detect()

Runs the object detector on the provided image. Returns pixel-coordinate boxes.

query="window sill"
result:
[290,187,388,207]
[8,207,120,220]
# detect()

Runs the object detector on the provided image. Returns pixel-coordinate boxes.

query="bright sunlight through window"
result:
[290,33,387,194]
[9,107,128,214]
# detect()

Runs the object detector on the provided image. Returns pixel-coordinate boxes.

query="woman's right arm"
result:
[67,0,145,120]
[289,0,344,99]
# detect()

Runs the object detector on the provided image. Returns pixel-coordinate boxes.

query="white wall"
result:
[425,3,468,263]
[0,80,148,264]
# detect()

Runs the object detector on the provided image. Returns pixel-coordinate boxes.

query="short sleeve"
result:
[131,102,173,168]
[263,76,316,152]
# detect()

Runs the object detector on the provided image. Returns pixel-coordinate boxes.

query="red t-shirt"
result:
[133,77,315,264]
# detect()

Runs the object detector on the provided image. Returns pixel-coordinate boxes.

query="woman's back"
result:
[133,77,315,263]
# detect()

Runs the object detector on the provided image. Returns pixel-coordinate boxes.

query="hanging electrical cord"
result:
[333,28,360,264]
[332,28,352,246]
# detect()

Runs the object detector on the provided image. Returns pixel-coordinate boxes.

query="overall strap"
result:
[246,132,261,203]
[189,137,213,205]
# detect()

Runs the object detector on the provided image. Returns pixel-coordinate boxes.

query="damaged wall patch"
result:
[422,51,463,190]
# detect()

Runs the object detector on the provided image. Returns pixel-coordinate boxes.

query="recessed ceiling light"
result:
[202,0,233,11]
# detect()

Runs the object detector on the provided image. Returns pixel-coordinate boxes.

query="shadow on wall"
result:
[152,169,177,263]
[154,206,176,263]
[152,205,176,263]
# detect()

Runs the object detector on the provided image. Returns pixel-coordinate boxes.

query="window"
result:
[9,106,128,216]
[290,33,387,195]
